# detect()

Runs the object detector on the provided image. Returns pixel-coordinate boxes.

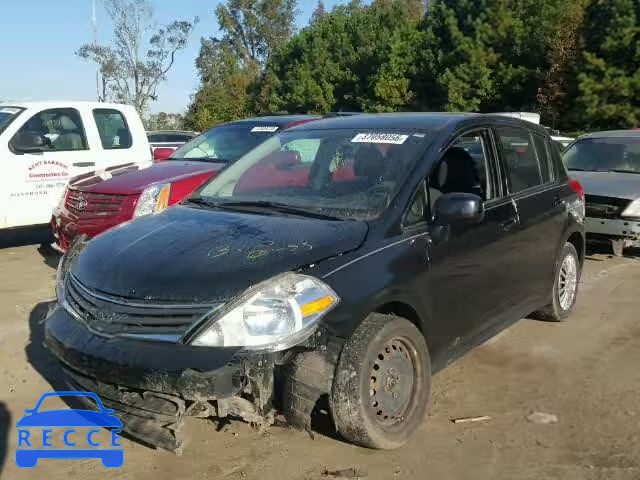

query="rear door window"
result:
[93,109,133,149]
[495,126,543,193]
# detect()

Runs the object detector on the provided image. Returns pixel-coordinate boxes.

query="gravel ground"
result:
[1,240,639,480]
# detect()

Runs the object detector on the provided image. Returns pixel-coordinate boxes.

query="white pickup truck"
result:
[0,101,151,230]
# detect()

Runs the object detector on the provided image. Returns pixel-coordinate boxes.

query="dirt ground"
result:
[1,239,639,480]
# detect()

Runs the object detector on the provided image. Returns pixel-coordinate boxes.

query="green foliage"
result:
[259,0,426,114]
[186,0,639,131]
[184,0,296,130]
[575,0,640,129]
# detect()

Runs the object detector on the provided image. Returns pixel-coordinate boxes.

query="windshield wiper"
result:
[216,201,343,220]
[184,196,220,209]
[567,167,588,171]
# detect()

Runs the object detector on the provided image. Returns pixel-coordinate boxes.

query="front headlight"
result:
[621,198,640,219]
[186,273,339,351]
[134,183,171,217]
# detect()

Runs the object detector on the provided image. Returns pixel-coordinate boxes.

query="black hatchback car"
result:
[46,113,585,452]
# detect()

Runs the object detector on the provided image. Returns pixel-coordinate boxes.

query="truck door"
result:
[4,107,98,228]
[90,107,151,169]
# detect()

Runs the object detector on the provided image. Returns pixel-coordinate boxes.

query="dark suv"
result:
[46,113,585,452]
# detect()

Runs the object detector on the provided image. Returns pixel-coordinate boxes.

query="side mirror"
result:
[433,192,484,226]
[12,131,50,153]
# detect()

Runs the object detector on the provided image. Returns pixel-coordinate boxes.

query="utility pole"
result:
[92,0,101,101]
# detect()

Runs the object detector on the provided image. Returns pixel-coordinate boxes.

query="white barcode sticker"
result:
[251,126,279,133]
[351,133,409,144]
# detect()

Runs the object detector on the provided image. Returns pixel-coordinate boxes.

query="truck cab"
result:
[0,101,150,230]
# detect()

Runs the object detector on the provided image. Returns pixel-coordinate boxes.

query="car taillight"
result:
[153,147,175,161]
[568,178,585,200]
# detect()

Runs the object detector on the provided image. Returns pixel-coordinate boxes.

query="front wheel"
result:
[331,313,430,449]
[533,242,581,321]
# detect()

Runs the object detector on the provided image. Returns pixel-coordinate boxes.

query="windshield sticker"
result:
[0,107,20,114]
[412,133,426,138]
[251,126,279,133]
[351,133,409,144]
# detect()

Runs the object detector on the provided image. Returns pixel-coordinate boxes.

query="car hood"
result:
[16,410,123,427]
[70,161,224,195]
[570,171,640,200]
[71,205,369,302]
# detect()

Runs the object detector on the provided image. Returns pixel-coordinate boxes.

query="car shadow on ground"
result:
[0,402,10,476]
[26,302,70,395]
[0,227,60,269]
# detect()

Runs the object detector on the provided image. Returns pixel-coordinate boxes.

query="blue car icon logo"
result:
[15,391,124,468]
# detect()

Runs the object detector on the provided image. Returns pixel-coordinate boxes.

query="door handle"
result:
[73,162,96,167]
[499,217,518,231]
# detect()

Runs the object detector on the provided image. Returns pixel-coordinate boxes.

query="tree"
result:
[574,0,640,129]
[423,0,572,113]
[215,0,297,67]
[537,0,587,128]
[77,0,198,116]
[184,0,297,130]
[310,1,327,24]
[259,0,426,114]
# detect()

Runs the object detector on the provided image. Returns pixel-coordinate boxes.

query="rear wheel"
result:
[533,242,580,321]
[331,313,430,449]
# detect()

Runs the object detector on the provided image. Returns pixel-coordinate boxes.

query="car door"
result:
[91,107,145,170]
[415,128,524,352]
[494,125,566,308]
[4,107,97,227]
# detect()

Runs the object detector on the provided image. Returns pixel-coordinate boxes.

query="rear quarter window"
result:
[93,109,133,149]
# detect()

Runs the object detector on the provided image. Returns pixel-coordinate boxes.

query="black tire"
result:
[533,242,581,322]
[330,313,430,449]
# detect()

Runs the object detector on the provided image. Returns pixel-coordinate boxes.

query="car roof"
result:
[289,112,476,131]
[0,100,137,111]
[287,112,546,133]
[225,114,321,127]
[578,130,640,140]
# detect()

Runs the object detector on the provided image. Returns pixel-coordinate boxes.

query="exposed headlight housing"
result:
[186,273,339,352]
[621,198,640,219]
[134,183,171,217]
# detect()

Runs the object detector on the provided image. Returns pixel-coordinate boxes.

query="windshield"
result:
[170,124,280,163]
[0,106,25,135]
[563,137,640,173]
[194,128,430,220]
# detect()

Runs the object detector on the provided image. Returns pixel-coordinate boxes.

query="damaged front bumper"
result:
[44,306,281,452]
[585,217,640,247]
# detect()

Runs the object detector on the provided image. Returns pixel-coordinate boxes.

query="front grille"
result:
[584,195,631,219]
[65,189,128,218]
[65,275,220,338]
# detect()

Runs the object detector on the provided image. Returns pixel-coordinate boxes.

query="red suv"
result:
[51,115,320,251]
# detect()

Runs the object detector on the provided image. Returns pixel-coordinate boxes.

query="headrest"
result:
[442,146,474,167]
[53,115,78,131]
[265,150,301,165]
[354,145,386,178]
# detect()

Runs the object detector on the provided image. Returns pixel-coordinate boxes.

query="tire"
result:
[330,313,430,449]
[533,242,581,321]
